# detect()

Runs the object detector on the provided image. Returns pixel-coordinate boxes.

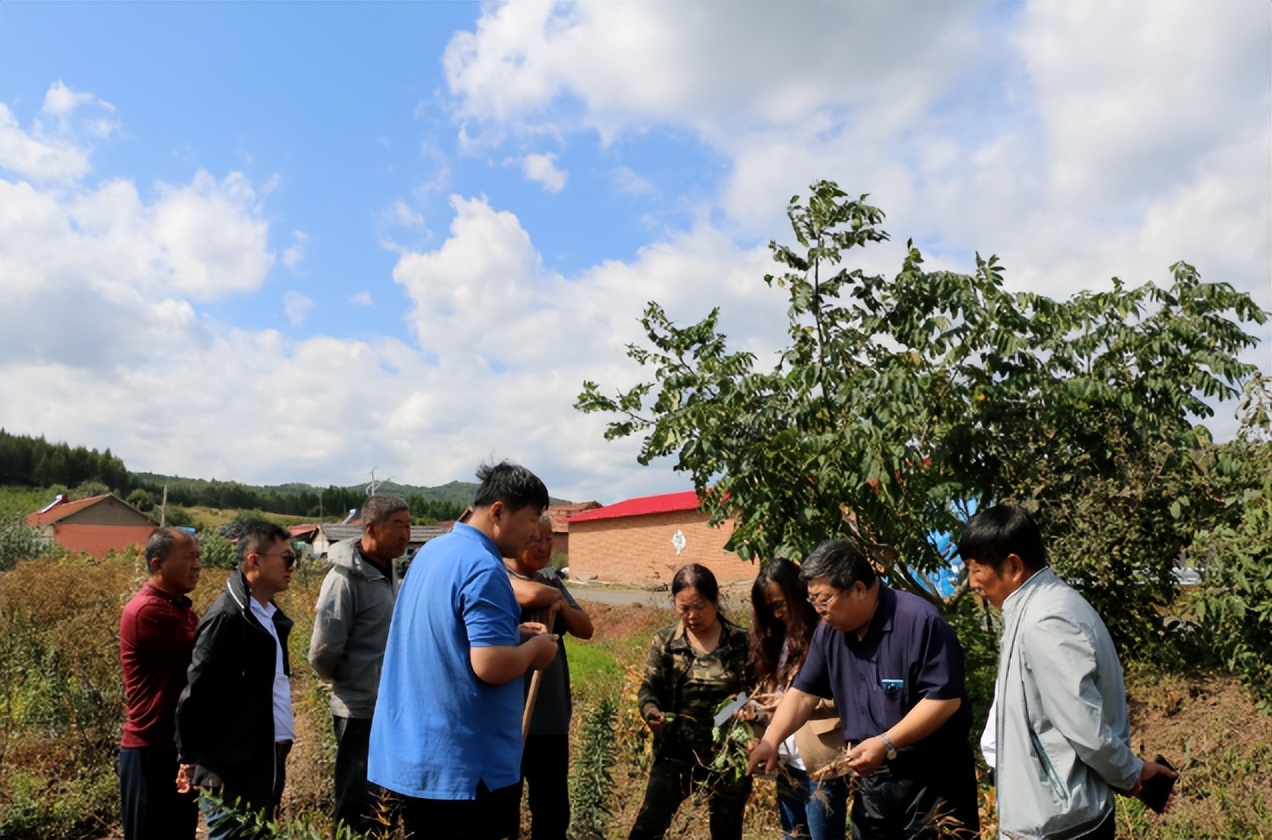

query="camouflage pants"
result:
[628,755,752,840]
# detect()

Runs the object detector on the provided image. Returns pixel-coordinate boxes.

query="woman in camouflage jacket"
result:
[629,564,753,840]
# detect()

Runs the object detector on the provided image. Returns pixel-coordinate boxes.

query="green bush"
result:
[0,516,44,572]
[1193,459,1272,712]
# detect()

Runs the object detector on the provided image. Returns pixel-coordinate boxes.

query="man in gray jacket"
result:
[959,504,1175,840]
[308,495,412,836]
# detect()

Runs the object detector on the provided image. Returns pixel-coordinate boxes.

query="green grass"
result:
[565,637,625,700]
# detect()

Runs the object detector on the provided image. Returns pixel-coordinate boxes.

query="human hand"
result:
[844,736,887,777]
[519,621,549,640]
[1133,757,1179,813]
[642,705,668,735]
[175,763,195,795]
[525,631,559,669]
[746,740,779,776]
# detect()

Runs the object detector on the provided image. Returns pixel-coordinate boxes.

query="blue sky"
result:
[2,2,1269,504]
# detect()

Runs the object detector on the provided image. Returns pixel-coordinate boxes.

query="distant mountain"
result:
[131,473,571,507]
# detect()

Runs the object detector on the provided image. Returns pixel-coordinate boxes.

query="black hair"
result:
[956,503,1048,574]
[749,558,819,689]
[362,494,409,526]
[144,527,187,570]
[236,520,292,564]
[472,461,549,514]
[671,563,720,604]
[800,538,877,590]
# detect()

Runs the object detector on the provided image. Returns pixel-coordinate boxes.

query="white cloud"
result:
[443,3,983,143]
[0,102,92,182]
[389,199,425,227]
[522,152,567,192]
[0,102,277,375]
[149,171,275,300]
[612,166,654,196]
[283,230,308,268]
[349,291,374,307]
[284,290,314,327]
[42,80,100,117]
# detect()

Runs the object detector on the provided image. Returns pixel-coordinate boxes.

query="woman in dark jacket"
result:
[629,564,752,840]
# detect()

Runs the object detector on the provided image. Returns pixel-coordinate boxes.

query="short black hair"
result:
[144,527,187,569]
[236,520,292,564]
[362,494,409,526]
[671,563,720,604]
[957,503,1048,574]
[800,538,877,590]
[472,461,549,514]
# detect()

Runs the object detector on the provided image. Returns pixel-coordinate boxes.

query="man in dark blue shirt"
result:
[747,538,979,839]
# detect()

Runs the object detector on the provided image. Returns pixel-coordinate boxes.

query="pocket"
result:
[1027,726,1069,805]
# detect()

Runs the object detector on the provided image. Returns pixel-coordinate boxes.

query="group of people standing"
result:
[118,462,591,840]
[631,506,1177,840]
[118,459,1175,840]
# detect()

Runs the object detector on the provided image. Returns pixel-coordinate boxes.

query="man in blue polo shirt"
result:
[747,538,979,839]
[368,462,559,840]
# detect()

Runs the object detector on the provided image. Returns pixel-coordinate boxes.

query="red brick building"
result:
[544,501,601,558]
[565,490,756,586]
[26,493,157,558]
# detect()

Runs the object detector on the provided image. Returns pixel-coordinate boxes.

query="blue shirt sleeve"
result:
[462,562,519,649]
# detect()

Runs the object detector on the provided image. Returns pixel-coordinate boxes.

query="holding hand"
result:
[746,739,778,776]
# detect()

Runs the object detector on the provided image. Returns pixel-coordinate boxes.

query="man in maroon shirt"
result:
[119,527,202,840]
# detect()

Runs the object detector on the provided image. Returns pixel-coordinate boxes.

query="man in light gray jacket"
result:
[959,504,1175,840]
[308,495,412,836]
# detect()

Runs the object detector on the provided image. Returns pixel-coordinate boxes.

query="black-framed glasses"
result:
[260,552,299,569]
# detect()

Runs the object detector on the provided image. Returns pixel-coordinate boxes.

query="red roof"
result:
[566,490,701,524]
[26,493,121,526]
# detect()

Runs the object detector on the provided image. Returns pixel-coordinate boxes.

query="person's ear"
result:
[489,500,505,524]
[1005,553,1025,582]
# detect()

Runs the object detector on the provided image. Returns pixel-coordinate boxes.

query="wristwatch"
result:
[880,732,898,761]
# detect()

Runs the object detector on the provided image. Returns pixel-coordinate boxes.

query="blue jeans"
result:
[777,765,849,840]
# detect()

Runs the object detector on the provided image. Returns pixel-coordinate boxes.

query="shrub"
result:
[1193,465,1272,712]
[0,517,44,572]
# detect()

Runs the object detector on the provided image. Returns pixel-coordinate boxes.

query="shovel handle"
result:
[522,668,545,743]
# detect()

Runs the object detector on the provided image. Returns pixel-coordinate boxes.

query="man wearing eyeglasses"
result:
[175,520,298,839]
[746,538,979,839]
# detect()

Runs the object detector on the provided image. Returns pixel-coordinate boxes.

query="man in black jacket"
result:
[176,521,296,838]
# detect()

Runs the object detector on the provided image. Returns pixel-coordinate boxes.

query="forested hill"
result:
[1,429,568,522]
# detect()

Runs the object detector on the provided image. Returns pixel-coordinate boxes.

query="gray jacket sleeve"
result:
[308,566,354,682]
[1024,613,1143,791]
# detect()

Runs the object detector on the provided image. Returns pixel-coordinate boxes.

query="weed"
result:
[568,697,618,840]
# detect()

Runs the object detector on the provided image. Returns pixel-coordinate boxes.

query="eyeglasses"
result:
[807,590,842,612]
[260,552,299,569]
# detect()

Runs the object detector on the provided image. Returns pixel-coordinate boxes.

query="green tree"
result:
[1192,414,1272,710]
[577,180,1267,649]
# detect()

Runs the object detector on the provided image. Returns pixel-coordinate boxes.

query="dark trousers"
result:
[628,755,753,840]
[400,780,521,840]
[512,733,570,840]
[333,716,396,836]
[850,751,979,840]
[201,740,292,840]
[119,745,198,840]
